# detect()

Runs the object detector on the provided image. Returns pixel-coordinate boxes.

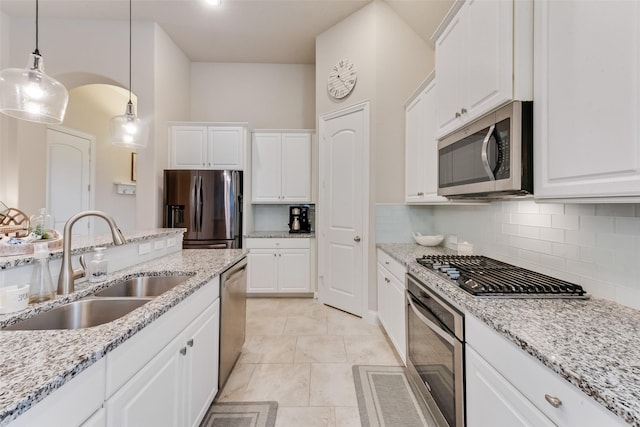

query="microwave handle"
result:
[481,124,496,181]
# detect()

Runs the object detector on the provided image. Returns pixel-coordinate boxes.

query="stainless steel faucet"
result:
[57,210,127,295]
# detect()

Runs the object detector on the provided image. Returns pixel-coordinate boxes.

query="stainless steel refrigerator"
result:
[163,170,242,249]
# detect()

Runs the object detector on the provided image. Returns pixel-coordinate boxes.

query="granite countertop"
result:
[0,248,247,426]
[377,243,640,427]
[0,228,186,270]
[245,230,315,238]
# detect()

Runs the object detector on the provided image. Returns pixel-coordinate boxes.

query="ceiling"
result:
[0,0,453,64]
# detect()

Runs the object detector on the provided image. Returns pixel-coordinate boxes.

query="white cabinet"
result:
[246,238,311,293]
[466,346,554,427]
[405,73,448,204]
[466,314,627,427]
[106,301,220,427]
[376,249,406,363]
[434,0,532,138]
[251,131,312,203]
[533,1,640,201]
[170,124,246,170]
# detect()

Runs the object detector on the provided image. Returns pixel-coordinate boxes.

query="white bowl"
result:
[412,232,443,247]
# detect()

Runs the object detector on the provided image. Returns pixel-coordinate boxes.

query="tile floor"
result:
[216,297,403,427]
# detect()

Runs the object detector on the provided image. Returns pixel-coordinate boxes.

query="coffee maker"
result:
[289,205,311,233]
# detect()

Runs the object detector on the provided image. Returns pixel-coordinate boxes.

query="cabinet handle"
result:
[354,236,361,242]
[455,112,461,118]
[180,347,187,356]
[384,261,389,265]
[544,394,562,408]
[461,107,467,114]
[274,253,277,257]
[385,277,390,283]
[187,339,194,347]
[417,192,424,196]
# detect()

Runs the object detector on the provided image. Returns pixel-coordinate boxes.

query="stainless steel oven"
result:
[406,273,464,427]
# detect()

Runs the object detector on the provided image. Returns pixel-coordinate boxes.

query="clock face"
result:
[327,59,357,99]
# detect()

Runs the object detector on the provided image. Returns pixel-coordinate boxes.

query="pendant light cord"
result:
[128,0,132,104]
[33,0,40,55]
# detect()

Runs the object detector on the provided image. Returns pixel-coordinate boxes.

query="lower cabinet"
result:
[466,314,627,427]
[105,300,220,427]
[466,346,554,427]
[376,249,407,363]
[246,238,311,294]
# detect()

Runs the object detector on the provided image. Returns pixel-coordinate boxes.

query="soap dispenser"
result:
[29,242,56,303]
[88,247,108,283]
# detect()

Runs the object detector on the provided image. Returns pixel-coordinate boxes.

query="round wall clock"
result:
[327,59,357,99]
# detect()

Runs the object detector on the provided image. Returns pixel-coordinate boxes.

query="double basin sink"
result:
[3,275,191,331]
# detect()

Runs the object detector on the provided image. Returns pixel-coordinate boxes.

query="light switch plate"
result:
[154,240,165,251]
[138,242,152,255]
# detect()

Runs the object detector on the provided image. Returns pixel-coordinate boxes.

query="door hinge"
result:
[88,184,91,191]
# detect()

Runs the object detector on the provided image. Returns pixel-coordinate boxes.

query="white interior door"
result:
[46,128,92,233]
[319,102,369,317]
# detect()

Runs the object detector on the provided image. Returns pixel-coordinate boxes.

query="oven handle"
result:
[481,124,496,181]
[407,295,455,346]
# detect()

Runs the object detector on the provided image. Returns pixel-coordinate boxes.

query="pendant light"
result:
[110,0,148,149]
[0,0,69,124]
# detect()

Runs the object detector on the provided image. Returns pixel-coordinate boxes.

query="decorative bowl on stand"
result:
[412,232,443,247]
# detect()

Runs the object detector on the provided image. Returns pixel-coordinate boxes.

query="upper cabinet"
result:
[405,73,448,204]
[533,1,640,201]
[434,0,532,139]
[169,124,247,170]
[251,131,312,203]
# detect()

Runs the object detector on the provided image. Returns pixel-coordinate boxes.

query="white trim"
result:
[317,101,370,319]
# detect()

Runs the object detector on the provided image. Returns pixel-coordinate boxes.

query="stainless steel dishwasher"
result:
[219,257,247,389]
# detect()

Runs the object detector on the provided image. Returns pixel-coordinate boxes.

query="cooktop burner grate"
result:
[416,255,589,299]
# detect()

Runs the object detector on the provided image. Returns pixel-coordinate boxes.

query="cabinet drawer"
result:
[245,238,310,249]
[376,249,406,284]
[466,315,626,427]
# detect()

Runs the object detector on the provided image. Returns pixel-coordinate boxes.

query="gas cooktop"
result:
[416,255,589,299]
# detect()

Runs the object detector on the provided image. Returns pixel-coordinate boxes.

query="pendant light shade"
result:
[110,0,147,149]
[0,1,68,124]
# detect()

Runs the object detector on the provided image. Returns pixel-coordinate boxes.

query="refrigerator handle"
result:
[192,174,199,233]
[199,175,204,232]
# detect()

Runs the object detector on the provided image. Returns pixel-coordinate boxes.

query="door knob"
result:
[354,236,361,242]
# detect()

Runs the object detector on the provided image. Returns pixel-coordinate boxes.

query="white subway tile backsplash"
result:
[615,217,640,235]
[518,200,540,214]
[595,204,635,217]
[538,227,565,243]
[551,214,579,230]
[378,200,640,309]
[565,230,597,247]
[597,232,635,251]
[538,203,565,215]
[580,216,614,233]
[510,212,552,227]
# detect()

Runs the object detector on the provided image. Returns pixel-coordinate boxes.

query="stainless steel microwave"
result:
[438,101,533,198]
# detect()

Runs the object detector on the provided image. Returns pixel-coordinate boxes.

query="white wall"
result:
[190,63,315,129]
[63,84,136,232]
[151,24,191,227]
[379,201,640,310]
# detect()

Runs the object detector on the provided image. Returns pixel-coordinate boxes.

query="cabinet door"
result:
[435,10,465,136]
[376,265,391,338]
[278,248,310,292]
[106,340,183,427]
[376,265,405,363]
[463,0,513,120]
[247,250,278,292]
[252,133,283,202]
[534,1,640,199]
[406,78,448,204]
[281,133,311,202]
[170,126,208,169]
[184,300,220,427]
[81,408,106,427]
[466,346,555,427]
[208,127,244,170]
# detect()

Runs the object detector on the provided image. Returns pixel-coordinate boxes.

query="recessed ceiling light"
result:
[205,0,222,6]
